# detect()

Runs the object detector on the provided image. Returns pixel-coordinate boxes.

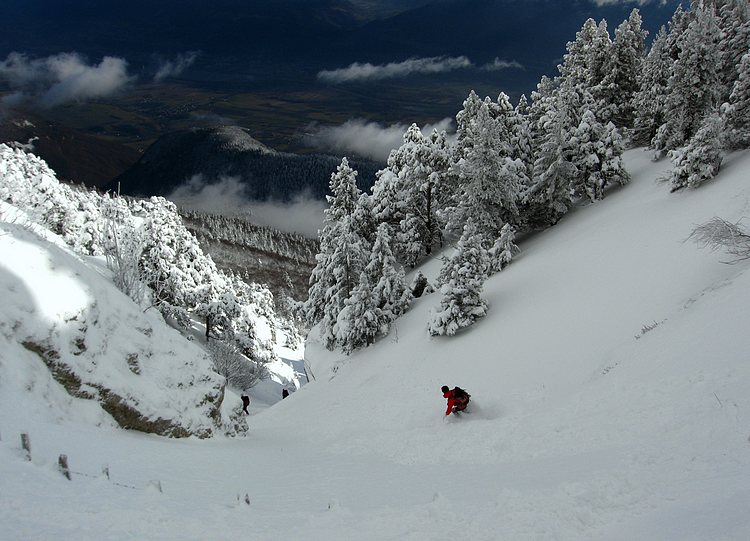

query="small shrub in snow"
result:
[689,217,750,263]
[207,339,268,391]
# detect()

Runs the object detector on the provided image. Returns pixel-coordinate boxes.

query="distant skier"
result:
[442,385,470,416]
[241,394,250,415]
[282,388,289,399]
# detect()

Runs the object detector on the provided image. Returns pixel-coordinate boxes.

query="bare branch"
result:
[688,217,750,264]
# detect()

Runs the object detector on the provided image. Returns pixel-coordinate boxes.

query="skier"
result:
[442,385,470,416]
[241,394,250,415]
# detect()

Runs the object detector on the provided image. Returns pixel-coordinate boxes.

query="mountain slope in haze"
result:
[2,149,749,539]
[0,110,141,187]
[110,125,381,200]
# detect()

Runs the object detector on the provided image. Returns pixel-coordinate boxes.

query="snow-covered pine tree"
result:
[428,218,490,337]
[368,223,412,326]
[372,124,449,266]
[513,94,535,182]
[337,223,411,353]
[558,17,612,118]
[570,108,629,202]
[632,26,671,147]
[305,157,363,327]
[717,0,750,103]
[599,8,648,130]
[336,271,380,354]
[653,4,723,154]
[139,197,215,328]
[525,92,578,228]
[305,158,371,350]
[439,90,485,234]
[488,223,520,273]
[667,111,724,191]
[448,97,526,240]
[723,51,750,149]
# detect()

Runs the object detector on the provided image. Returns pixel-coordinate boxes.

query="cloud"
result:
[167,175,325,237]
[317,56,473,84]
[0,52,133,107]
[481,58,524,71]
[248,192,327,238]
[589,0,660,5]
[153,51,199,82]
[304,117,454,162]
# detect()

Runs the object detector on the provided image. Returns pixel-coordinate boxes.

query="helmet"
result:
[441,386,449,393]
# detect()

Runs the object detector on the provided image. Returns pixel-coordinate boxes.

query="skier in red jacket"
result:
[442,385,470,416]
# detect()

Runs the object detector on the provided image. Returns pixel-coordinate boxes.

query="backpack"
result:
[453,387,470,402]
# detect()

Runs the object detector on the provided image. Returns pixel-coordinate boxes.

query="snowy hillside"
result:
[1,148,749,539]
[0,204,227,437]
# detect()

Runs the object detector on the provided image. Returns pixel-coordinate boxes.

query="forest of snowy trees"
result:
[180,209,318,310]
[305,0,750,353]
[0,145,295,385]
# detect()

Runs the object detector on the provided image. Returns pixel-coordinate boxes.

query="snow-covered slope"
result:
[2,149,749,540]
[0,205,227,438]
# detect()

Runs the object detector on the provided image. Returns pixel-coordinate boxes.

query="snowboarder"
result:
[442,385,470,416]
[241,394,250,415]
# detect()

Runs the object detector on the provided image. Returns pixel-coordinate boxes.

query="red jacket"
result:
[444,389,468,416]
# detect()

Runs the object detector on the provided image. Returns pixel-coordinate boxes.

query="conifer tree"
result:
[449,98,526,240]
[336,271,380,354]
[335,224,410,354]
[600,8,648,129]
[488,223,520,273]
[368,223,412,325]
[668,111,724,191]
[428,219,489,337]
[570,109,629,202]
[371,124,448,266]
[305,158,369,350]
[525,96,577,228]
[513,95,535,181]
[724,51,750,149]
[653,4,723,153]
[632,26,671,146]
[717,0,750,102]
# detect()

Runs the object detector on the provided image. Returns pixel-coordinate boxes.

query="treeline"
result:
[180,209,318,304]
[181,210,318,265]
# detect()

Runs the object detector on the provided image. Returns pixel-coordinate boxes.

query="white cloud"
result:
[305,117,454,162]
[0,52,133,107]
[317,56,473,84]
[589,0,657,5]
[248,192,327,238]
[168,175,251,214]
[167,175,325,237]
[153,51,199,82]
[481,58,524,71]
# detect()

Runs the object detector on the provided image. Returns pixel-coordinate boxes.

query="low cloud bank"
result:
[0,52,133,107]
[305,117,454,162]
[317,56,472,84]
[168,175,325,237]
[481,58,524,71]
[153,51,199,82]
[590,0,654,5]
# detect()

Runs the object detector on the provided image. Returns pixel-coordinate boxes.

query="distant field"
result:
[36,74,512,155]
